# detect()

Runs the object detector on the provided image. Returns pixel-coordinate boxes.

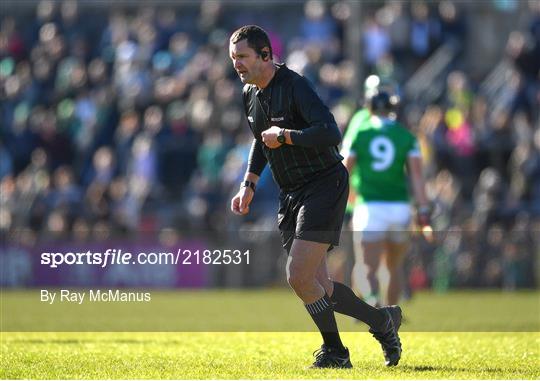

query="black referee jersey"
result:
[242,63,343,192]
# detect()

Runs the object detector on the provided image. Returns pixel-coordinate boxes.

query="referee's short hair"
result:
[230,25,273,60]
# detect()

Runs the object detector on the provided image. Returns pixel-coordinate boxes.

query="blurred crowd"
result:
[1,0,539,289]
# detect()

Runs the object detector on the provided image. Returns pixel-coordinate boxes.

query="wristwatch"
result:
[241,180,256,192]
[277,128,286,144]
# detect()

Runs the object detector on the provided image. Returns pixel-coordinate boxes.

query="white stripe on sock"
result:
[306,296,330,315]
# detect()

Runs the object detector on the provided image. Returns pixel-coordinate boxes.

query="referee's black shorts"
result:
[277,162,349,254]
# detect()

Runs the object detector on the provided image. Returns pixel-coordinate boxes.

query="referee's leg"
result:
[287,238,347,354]
[286,239,328,303]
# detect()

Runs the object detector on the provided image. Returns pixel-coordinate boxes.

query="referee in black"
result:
[229,25,403,369]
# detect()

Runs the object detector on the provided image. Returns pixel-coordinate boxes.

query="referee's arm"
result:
[246,138,267,183]
[285,77,342,147]
[231,139,266,215]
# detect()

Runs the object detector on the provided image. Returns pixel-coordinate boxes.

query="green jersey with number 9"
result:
[342,115,420,204]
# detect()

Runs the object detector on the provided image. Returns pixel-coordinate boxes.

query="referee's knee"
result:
[287,269,311,293]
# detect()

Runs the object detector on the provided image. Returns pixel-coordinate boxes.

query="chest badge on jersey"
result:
[248,116,254,123]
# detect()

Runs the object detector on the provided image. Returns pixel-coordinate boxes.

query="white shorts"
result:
[352,202,411,243]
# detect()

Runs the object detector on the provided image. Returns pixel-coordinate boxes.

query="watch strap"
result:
[277,128,286,144]
[241,180,256,191]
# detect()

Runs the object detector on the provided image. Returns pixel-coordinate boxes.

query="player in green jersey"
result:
[341,91,430,307]
[341,75,395,215]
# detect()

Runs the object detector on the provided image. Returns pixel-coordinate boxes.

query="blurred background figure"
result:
[342,89,429,306]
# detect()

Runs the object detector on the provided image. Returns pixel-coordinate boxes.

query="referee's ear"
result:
[260,47,271,61]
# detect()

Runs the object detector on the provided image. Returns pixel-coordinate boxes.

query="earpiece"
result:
[260,51,269,61]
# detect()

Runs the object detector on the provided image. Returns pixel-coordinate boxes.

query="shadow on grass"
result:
[6,339,185,345]
[400,364,504,374]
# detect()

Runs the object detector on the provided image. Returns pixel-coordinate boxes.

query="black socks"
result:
[303,283,389,350]
[305,294,345,351]
[330,281,387,330]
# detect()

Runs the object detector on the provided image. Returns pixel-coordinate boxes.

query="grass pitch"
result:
[1,290,539,379]
[2,332,538,379]
[2,289,538,332]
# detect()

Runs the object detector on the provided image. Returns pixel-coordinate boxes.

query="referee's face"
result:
[229,39,263,85]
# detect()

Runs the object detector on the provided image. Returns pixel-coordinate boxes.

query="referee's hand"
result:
[261,126,282,149]
[231,187,254,215]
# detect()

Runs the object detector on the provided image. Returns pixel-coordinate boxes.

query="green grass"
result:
[2,289,539,331]
[1,332,539,379]
[1,290,539,379]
